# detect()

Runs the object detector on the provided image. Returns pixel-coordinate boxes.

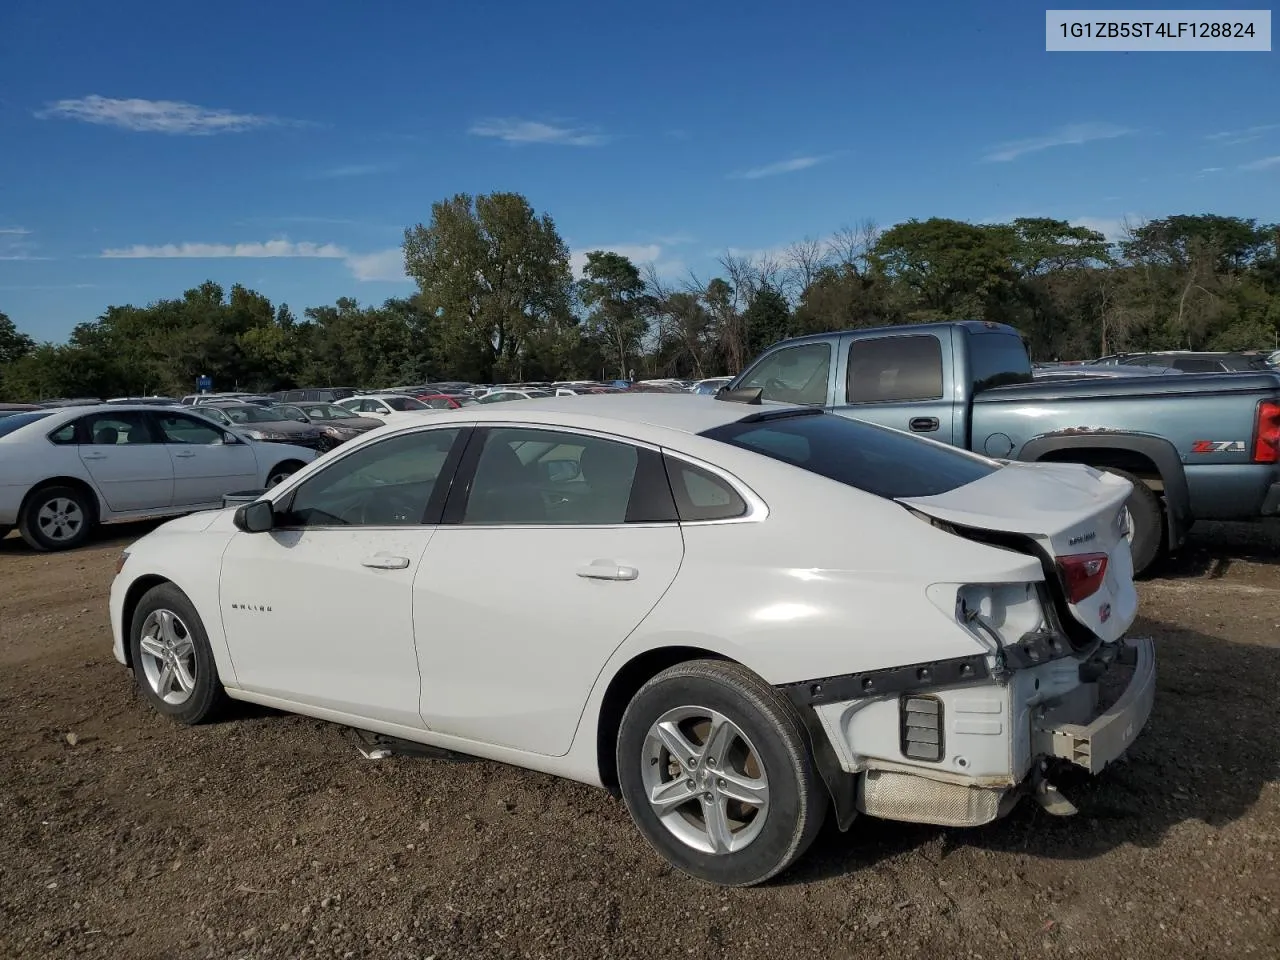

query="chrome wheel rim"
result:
[640,706,770,855]
[138,609,197,705]
[266,470,291,488]
[36,497,85,542]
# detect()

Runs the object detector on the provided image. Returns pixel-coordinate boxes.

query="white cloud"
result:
[344,248,408,282]
[570,243,684,280]
[0,226,30,235]
[1206,123,1279,145]
[99,238,410,282]
[1242,155,1280,171]
[468,117,609,146]
[0,226,48,260]
[731,155,832,180]
[982,123,1132,162]
[36,95,292,135]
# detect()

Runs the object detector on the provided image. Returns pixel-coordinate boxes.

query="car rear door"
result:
[831,331,959,445]
[154,410,259,506]
[413,425,684,756]
[74,411,174,512]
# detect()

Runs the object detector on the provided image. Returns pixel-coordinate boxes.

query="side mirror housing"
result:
[222,431,241,445]
[233,499,275,533]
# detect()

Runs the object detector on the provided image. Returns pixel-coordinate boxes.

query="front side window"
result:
[736,342,833,405]
[81,412,155,445]
[462,428,663,525]
[157,413,225,445]
[282,428,462,527]
[703,411,999,500]
[846,335,944,403]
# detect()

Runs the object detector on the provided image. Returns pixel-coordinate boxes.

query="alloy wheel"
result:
[36,497,85,543]
[138,609,198,706]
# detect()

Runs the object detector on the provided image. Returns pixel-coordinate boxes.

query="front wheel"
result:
[617,660,827,886]
[129,582,227,724]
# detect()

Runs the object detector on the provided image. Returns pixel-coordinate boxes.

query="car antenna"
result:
[715,387,764,405]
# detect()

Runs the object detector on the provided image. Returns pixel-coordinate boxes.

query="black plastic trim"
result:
[899,693,944,763]
[715,386,764,405]
[1262,482,1280,516]
[794,705,859,832]
[779,653,991,709]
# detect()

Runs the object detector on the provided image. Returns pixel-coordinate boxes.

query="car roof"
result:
[417,392,801,437]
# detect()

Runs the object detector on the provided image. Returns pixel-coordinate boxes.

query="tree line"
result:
[1,192,1277,401]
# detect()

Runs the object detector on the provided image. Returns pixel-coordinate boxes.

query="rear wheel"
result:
[1102,467,1163,576]
[266,459,306,488]
[617,659,827,886]
[18,484,94,551]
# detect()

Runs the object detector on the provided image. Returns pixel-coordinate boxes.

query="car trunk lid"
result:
[897,462,1137,643]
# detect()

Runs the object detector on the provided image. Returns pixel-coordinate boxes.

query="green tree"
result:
[578,251,648,380]
[873,218,1016,319]
[742,285,791,357]
[403,192,575,381]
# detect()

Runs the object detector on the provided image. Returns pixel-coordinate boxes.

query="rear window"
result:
[968,331,1033,393]
[0,411,53,437]
[701,412,1000,499]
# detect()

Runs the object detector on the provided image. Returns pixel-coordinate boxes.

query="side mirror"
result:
[233,499,275,533]
[222,432,241,445]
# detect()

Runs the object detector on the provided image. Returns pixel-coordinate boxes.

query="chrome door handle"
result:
[577,560,639,581]
[81,453,107,461]
[174,451,196,459]
[361,555,410,570]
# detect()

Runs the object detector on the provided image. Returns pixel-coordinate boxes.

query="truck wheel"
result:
[616,659,827,886]
[1103,468,1163,576]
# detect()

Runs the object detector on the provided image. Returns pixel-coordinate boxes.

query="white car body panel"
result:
[108,396,1150,808]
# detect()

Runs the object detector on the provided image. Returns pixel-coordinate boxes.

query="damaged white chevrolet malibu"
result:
[108,391,1154,886]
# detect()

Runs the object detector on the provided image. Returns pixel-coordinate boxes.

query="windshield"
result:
[217,405,286,424]
[299,403,356,420]
[702,411,1000,500]
[0,411,53,437]
[382,396,428,411]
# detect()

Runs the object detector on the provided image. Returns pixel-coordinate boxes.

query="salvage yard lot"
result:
[1,525,1278,960]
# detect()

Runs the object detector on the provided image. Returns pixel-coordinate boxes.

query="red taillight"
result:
[1253,400,1280,464]
[1057,552,1108,604]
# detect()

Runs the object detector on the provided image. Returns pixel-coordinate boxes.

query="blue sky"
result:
[1,0,1276,342]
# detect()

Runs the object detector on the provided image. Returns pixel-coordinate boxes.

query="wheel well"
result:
[1035,447,1163,490]
[20,477,101,524]
[268,459,306,478]
[119,575,171,668]
[595,645,729,794]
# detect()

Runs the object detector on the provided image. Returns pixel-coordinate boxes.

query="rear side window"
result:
[0,412,53,437]
[846,335,943,403]
[1171,357,1224,372]
[702,412,999,500]
[967,331,1033,393]
[663,456,748,521]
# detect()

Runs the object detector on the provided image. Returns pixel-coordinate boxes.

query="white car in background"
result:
[0,405,317,551]
[108,394,1152,886]
[337,394,435,421]
[476,387,555,403]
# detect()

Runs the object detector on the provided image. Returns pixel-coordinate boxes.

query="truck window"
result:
[1170,357,1224,372]
[846,335,943,403]
[737,341,832,405]
[968,331,1033,393]
[702,412,999,500]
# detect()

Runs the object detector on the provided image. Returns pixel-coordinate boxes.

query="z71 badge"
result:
[1191,440,1245,453]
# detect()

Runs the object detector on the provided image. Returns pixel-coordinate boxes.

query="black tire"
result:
[1102,468,1164,576]
[616,659,827,887]
[18,484,94,552]
[266,459,306,488]
[128,582,228,724]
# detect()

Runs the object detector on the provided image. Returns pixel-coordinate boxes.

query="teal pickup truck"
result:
[726,320,1280,574]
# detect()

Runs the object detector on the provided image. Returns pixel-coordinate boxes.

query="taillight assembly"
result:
[1253,400,1280,464]
[1057,552,1108,604]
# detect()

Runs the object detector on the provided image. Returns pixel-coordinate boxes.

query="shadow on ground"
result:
[781,614,1279,884]
[0,519,167,555]
[1154,518,1280,580]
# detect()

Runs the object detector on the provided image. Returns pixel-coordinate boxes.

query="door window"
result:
[156,413,226,445]
[846,335,944,403]
[80,412,156,445]
[737,342,832,404]
[281,428,462,527]
[461,428,669,525]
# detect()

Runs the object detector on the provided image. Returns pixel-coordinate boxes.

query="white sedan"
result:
[0,405,318,551]
[108,394,1154,886]
[337,394,434,421]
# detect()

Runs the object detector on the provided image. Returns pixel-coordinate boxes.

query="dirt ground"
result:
[1,521,1278,960]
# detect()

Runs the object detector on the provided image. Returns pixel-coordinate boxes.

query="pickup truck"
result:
[726,320,1280,574]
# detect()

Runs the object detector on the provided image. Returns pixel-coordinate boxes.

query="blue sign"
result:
[196,375,213,392]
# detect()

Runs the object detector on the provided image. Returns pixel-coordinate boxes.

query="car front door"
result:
[831,332,958,445]
[414,425,685,757]
[73,411,174,512]
[154,411,259,506]
[218,426,468,727]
